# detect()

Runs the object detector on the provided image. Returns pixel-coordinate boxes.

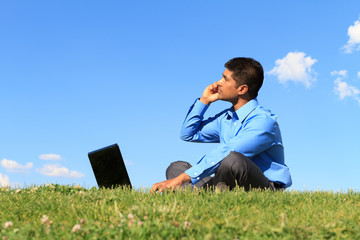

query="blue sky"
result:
[1,1,360,191]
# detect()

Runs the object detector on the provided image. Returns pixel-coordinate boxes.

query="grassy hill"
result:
[1,185,359,239]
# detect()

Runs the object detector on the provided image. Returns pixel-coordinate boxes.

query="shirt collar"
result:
[231,98,259,123]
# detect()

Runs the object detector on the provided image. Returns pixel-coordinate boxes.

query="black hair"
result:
[224,57,264,99]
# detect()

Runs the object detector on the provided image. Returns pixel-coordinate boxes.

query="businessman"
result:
[151,57,292,193]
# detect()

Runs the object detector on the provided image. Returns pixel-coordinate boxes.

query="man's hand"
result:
[200,81,220,105]
[150,173,191,193]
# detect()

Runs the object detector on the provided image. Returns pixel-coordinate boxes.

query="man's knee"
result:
[166,161,192,180]
[167,161,192,170]
[219,151,249,175]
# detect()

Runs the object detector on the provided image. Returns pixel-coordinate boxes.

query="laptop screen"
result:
[88,144,132,189]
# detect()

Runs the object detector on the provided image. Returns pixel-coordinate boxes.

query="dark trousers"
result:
[166,151,281,191]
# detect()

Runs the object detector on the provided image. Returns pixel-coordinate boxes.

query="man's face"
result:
[217,68,242,102]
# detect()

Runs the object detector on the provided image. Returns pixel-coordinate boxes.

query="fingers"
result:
[151,177,184,194]
[208,82,219,93]
[150,182,161,194]
[150,184,156,194]
[151,181,176,194]
[150,182,167,194]
[210,82,219,88]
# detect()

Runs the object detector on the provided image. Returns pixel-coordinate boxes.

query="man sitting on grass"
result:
[151,57,292,193]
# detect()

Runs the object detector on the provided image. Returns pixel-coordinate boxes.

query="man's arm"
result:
[180,82,222,142]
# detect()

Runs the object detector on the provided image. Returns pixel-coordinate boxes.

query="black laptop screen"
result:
[88,144,132,188]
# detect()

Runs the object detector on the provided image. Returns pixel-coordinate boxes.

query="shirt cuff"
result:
[191,98,209,116]
[185,165,203,185]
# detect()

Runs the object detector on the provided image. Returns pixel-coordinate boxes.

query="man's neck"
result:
[232,97,251,111]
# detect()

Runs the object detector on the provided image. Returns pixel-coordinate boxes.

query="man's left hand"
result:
[150,173,191,193]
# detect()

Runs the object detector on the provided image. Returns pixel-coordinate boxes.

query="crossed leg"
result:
[166,152,279,191]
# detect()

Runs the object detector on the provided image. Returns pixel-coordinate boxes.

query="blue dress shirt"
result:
[180,98,292,188]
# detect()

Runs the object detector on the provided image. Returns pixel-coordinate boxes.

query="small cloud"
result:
[358,71,360,79]
[39,153,62,161]
[331,70,348,78]
[332,70,360,105]
[0,173,10,187]
[1,159,33,173]
[343,18,360,53]
[267,51,318,88]
[38,164,84,178]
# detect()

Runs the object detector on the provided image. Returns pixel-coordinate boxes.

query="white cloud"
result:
[267,51,318,88]
[332,70,360,105]
[358,71,360,79]
[1,159,33,173]
[39,153,62,161]
[0,173,10,187]
[331,70,348,78]
[38,164,84,178]
[343,18,360,53]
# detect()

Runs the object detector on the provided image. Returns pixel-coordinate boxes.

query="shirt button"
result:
[211,162,215,165]
[234,122,237,126]
[194,172,198,176]
[196,177,200,180]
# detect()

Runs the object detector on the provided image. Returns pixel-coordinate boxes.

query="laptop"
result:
[88,144,132,189]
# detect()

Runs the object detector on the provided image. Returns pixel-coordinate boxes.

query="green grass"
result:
[0,184,359,239]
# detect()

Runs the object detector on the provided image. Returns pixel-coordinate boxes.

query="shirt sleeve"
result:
[185,115,278,184]
[180,99,221,143]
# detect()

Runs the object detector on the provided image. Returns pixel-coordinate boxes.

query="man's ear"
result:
[237,84,248,96]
